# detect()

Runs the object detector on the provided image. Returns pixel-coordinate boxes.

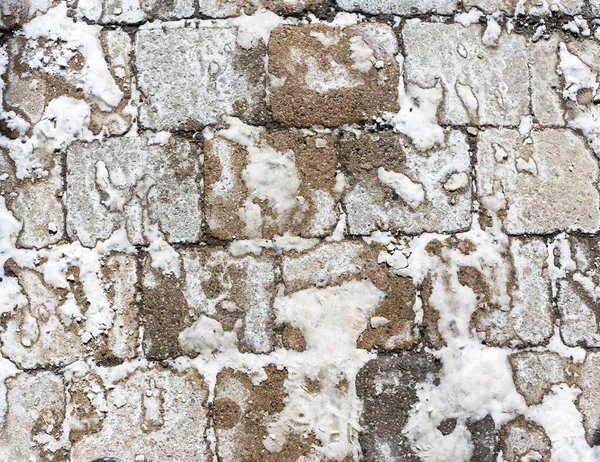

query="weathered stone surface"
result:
[403,21,529,126]
[578,352,600,447]
[476,129,600,234]
[4,28,133,136]
[0,151,64,249]
[0,0,58,29]
[141,247,277,359]
[337,0,457,14]
[341,130,472,235]
[530,35,564,127]
[2,24,134,248]
[472,238,554,348]
[77,0,195,24]
[205,129,339,240]
[0,372,67,461]
[214,366,321,461]
[199,0,323,17]
[500,417,552,462]
[66,136,201,247]
[555,236,600,348]
[0,254,138,368]
[136,26,267,131]
[70,367,211,461]
[509,352,567,406]
[269,23,399,127]
[356,352,441,461]
[282,241,418,350]
[464,0,582,14]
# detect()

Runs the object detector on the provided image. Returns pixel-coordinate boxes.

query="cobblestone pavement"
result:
[3,0,600,461]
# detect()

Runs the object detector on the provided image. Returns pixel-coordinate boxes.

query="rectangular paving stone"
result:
[402,21,529,126]
[464,0,582,14]
[66,136,202,247]
[530,35,565,127]
[337,0,458,15]
[204,129,339,240]
[476,128,600,234]
[70,367,211,461]
[340,130,472,235]
[356,353,441,462]
[77,0,195,24]
[199,0,323,17]
[135,26,267,131]
[0,254,138,369]
[4,29,134,136]
[141,247,277,359]
[471,238,554,348]
[281,241,418,350]
[555,236,600,348]
[0,372,67,461]
[268,23,399,127]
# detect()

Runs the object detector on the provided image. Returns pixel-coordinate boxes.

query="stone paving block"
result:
[577,352,600,446]
[340,130,472,236]
[0,372,67,461]
[509,352,567,406]
[0,151,64,249]
[213,366,327,461]
[66,136,201,247]
[500,417,552,462]
[530,35,565,127]
[70,367,211,461]
[476,128,600,234]
[556,236,600,348]
[356,352,441,461]
[141,247,277,359]
[464,0,582,14]
[268,23,399,127]
[77,0,195,24]
[199,0,323,17]
[471,238,554,347]
[135,26,267,131]
[402,21,529,126]
[0,0,58,29]
[337,0,458,15]
[281,241,418,350]
[204,130,338,240]
[4,28,134,136]
[0,254,138,368]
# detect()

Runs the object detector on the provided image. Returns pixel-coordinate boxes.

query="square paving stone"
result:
[402,21,529,126]
[268,23,399,127]
[340,130,472,236]
[204,129,339,240]
[476,128,600,234]
[135,25,267,131]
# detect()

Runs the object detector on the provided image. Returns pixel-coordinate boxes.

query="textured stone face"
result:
[204,129,339,240]
[77,0,195,24]
[135,26,268,131]
[403,21,529,126]
[66,136,202,247]
[356,353,441,461]
[8,1,600,460]
[69,368,211,461]
[199,0,324,17]
[281,241,418,350]
[142,247,277,359]
[337,0,458,14]
[269,23,399,127]
[476,129,600,234]
[341,130,472,235]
